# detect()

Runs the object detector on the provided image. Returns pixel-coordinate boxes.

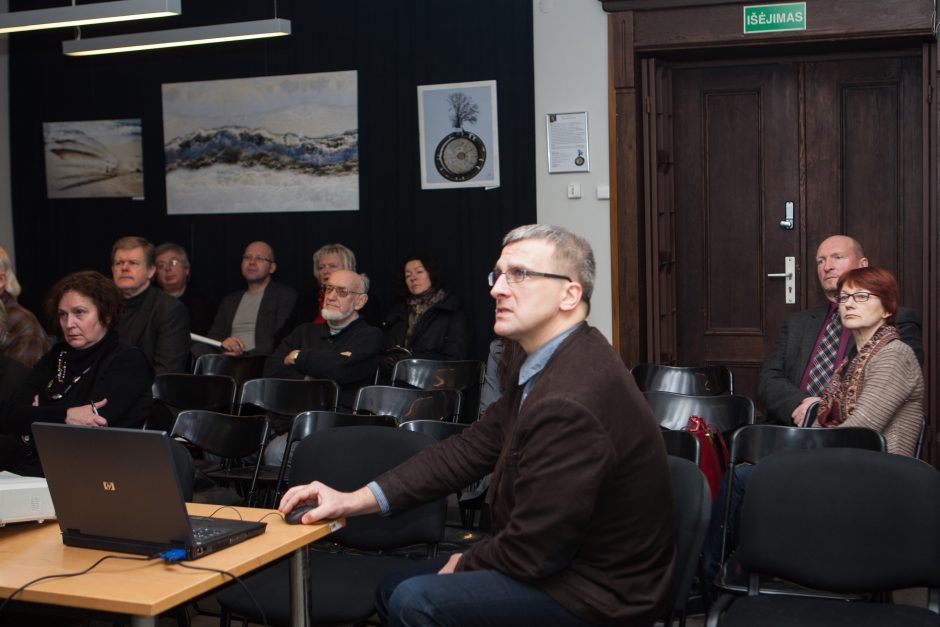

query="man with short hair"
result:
[201,241,297,357]
[263,269,384,463]
[0,246,49,368]
[154,242,214,335]
[758,235,923,425]
[111,236,190,374]
[279,225,676,626]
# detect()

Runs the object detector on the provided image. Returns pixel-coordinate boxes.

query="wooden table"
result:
[0,503,343,627]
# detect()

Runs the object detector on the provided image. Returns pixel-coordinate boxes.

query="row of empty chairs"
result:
[189,354,485,422]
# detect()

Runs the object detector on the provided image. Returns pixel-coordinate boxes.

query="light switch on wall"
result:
[567,183,582,199]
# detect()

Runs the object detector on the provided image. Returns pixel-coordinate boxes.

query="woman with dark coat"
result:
[380,255,469,377]
[0,271,154,476]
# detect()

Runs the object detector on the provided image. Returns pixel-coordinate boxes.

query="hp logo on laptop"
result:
[102,481,116,491]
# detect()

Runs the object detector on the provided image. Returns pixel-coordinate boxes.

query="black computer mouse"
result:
[284,503,317,525]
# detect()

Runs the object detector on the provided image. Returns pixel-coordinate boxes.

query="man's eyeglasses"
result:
[487,267,572,287]
[156,258,183,270]
[321,285,363,298]
[837,291,878,304]
[242,255,273,264]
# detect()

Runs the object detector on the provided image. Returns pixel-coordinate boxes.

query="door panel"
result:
[666,55,923,408]
[672,64,800,399]
[804,57,923,312]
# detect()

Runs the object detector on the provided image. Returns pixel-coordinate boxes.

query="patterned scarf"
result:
[404,288,446,346]
[817,324,899,427]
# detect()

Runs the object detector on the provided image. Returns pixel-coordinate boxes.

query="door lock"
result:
[767,256,796,304]
[779,201,795,230]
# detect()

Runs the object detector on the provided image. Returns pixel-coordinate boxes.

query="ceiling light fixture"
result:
[62,17,291,56]
[0,0,181,34]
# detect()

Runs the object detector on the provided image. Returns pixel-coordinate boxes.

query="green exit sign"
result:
[744,3,806,33]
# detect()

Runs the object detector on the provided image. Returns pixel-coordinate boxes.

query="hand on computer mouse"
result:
[285,503,317,525]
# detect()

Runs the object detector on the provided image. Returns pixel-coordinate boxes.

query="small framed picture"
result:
[418,80,500,190]
[546,111,590,173]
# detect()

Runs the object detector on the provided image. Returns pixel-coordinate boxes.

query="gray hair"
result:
[359,272,371,294]
[154,242,191,267]
[0,246,22,298]
[502,224,595,307]
[312,243,357,276]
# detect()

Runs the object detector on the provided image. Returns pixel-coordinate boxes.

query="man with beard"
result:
[263,269,384,464]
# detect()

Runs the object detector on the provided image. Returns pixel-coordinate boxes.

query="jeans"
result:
[375,558,595,627]
[702,464,754,584]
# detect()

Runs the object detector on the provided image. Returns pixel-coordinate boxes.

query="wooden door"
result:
[662,55,923,407]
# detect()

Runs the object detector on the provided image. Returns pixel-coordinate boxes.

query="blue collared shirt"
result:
[367,322,586,514]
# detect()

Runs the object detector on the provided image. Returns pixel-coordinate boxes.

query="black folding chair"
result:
[707,448,940,627]
[632,363,734,396]
[391,359,485,422]
[354,385,462,424]
[149,373,236,430]
[170,410,270,506]
[268,410,397,505]
[217,426,446,626]
[193,354,266,395]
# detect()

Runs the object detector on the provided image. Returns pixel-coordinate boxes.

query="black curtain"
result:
[8,0,536,362]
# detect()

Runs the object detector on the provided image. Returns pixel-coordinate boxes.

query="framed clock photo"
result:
[418,80,500,190]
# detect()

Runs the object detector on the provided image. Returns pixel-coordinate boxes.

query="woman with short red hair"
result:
[814,267,923,455]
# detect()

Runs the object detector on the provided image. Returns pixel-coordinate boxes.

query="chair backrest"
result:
[353,385,462,424]
[660,429,701,465]
[391,359,484,422]
[288,426,446,549]
[193,354,266,390]
[238,378,340,418]
[400,419,469,442]
[643,390,754,434]
[150,373,237,431]
[632,363,733,396]
[170,410,270,461]
[738,448,940,594]
[664,455,711,623]
[271,411,398,503]
[728,424,886,465]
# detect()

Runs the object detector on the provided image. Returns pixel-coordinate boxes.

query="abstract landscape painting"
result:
[43,119,144,199]
[162,70,358,214]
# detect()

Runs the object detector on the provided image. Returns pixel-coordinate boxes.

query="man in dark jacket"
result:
[280,225,676,626]
[197,241,297,357]
[263,270,383,464]
[111,236,190,374]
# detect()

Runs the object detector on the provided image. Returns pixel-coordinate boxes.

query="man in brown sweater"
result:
[280,225,676,626]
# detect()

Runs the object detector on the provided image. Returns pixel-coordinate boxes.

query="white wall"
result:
[0,0,13,262]
[532,0,612,341]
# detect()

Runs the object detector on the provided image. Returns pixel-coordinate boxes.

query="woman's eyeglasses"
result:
[837,291,877,304]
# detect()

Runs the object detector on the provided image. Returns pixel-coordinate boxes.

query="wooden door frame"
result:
[601,0,938,461]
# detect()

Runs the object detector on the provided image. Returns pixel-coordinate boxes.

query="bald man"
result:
[199,241,297,357]
[757,235,923,425]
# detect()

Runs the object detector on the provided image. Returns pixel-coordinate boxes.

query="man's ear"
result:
[354,293,369,311]
[859,257,869,268]
[558,282,583,312]
[146,266,156,281]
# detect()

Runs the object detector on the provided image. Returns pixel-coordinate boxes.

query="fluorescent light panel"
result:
[63,18,291,55]
[0,0,181,34]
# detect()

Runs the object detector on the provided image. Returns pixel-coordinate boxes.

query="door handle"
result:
[779,201,795,230]
[767,256,796,304]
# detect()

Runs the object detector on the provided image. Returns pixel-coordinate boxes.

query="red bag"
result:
[685,415,729,501]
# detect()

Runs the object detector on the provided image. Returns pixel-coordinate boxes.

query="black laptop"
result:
[32,423,266,560]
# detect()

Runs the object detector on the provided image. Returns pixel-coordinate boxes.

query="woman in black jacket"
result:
[0,271,154,476]
[380,255,469,378]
